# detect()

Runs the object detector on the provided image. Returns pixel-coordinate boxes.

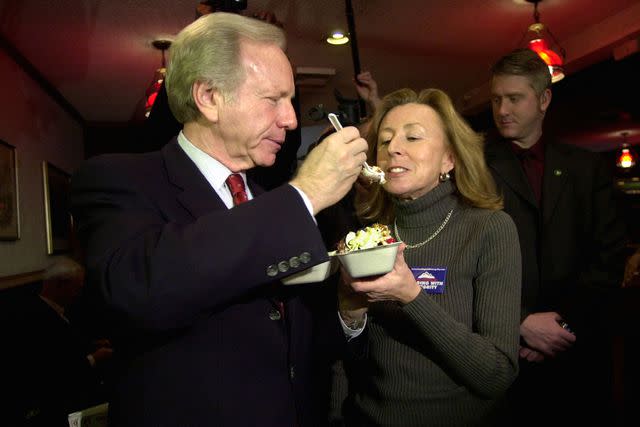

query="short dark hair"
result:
[491,48,551,95]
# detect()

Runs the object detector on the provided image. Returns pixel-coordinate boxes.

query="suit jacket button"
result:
[299,252,311,264]
[278,261,289,273]
[289,256,300,268]
[266,264,278,277]
[269,309,282,321]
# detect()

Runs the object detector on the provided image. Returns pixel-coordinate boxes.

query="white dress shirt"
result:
[177,131,363,337]
[177,131,314,215]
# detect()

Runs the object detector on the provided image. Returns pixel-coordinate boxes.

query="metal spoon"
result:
[327,113,386,184]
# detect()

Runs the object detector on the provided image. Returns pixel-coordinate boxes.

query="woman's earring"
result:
[439,172,451,182]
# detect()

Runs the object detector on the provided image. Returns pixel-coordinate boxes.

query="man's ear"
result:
[192,80,221,123]
[540,88,552,113]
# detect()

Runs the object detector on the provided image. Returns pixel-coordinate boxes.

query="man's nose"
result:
[278,101,298,130]
[496,100,510,116]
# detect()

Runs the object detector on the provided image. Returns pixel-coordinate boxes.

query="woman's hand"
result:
[348,244,421,305]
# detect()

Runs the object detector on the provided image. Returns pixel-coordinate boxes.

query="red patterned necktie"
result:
[225,173,249,206]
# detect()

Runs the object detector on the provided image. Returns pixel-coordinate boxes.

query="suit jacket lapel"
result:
[486,139,538,209]
[162,139,227,217]
[542,143,569,225]
[247,178,265,198]
[164,142,286,311]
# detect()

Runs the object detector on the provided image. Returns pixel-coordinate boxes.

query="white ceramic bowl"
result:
[281,256,338,285]
[335,241,401,278]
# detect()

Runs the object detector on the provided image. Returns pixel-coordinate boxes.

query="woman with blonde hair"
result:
[334,88,522,426]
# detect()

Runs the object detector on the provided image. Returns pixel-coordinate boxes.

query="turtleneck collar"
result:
[392,180,458,229]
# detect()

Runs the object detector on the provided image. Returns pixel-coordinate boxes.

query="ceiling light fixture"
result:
[616,132,637,169]
[522,0,565,83]
[144,39,172,118]
[327,31,349,45]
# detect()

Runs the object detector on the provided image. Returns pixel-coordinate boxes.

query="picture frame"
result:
[42,161,72,254]
[0,140,20,240]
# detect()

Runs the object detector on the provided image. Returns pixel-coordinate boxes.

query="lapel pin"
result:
[554,169,562,176]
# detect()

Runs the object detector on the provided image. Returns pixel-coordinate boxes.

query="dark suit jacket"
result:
[485,135,627,334]
[71,140,332,427]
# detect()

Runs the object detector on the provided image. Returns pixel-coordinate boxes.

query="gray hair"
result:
[166,12,286,124]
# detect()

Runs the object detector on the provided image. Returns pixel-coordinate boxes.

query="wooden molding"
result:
[0,270,44,291]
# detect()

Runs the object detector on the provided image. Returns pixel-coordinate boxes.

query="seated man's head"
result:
[41,257,85,309]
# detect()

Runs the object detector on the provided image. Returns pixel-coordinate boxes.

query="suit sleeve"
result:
[565,153,628,329]
[71,155,328,335]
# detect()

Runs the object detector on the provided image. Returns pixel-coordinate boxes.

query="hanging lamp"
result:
[144,39,171,118]
[522,0,566,83]
[327,31,349,45]
[616,132,637,169]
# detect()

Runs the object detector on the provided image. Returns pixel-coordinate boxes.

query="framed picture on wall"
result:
[0,140,20,240]
[42,161,72,254]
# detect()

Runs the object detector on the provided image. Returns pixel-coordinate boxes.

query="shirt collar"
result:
[177,131,248,193]
[510,137,545,161]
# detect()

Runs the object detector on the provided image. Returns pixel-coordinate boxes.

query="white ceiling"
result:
[1,0,640,134]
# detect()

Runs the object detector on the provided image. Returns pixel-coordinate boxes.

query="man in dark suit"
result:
[70,12,367,427]
[4,257,112,427]
[485,48,627,425]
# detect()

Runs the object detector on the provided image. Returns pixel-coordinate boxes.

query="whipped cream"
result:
[337,223,395,254]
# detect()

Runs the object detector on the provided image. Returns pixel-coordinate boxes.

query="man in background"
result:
[485,48,627,425]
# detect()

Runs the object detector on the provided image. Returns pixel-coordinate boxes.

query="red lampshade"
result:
[522,1,566,83]
[143,39,171,119]
[528,38,563,67]
[528,37,565,83]
[144,68,166,118]
[617,145,637,169]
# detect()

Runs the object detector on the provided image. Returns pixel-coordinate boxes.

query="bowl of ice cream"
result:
[335,223,400,278]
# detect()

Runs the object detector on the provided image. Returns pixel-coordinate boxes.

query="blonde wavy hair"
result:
[166,12,286,124]
[356,88,503,224]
